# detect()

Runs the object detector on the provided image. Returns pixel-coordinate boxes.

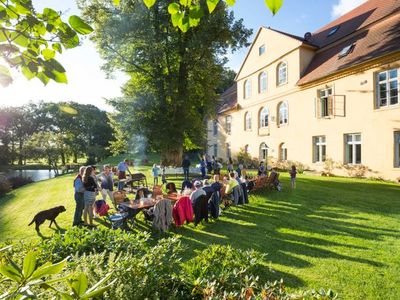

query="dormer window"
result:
[259,44,266,56]
[327,25,340,37]
[338,44,355,58]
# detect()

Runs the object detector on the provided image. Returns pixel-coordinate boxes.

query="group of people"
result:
[72,159,134,227]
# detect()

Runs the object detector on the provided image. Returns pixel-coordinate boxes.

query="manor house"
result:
[207,0,400,180]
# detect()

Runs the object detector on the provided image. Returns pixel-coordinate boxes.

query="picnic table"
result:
[119,198,156,210]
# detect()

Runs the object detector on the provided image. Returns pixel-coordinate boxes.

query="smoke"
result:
[128,134,148,167]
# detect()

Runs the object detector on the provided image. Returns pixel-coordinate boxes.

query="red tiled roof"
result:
[310,0,400,48]
[298,0,400,85]
[217,84,237,114]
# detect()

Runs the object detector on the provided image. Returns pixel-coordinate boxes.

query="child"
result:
[152,164,160,186]
[289,165,297,189]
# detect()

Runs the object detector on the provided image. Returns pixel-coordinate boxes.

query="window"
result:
[244,80,252,99]
[345,133,361,164]
[277,62,287,86]
[338,44,355,58]
[377,69,399,108]
[226,143,231,159]
[213,120,218,136]
[395,132,400,168]
[260,143,268,160]
[244,144,250,154]
[327,25,340,37]
[259,72,267,93]
[313,136,326,163]
[244,112,252,131]
[225,115,232,135]
[259,44,266,56]
[213,143,218,158]
[279,143,287,161]
[318,87,333,117]
[278,102,288,126]
[259,107,269,128]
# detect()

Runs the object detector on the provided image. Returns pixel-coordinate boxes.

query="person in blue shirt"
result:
[73,166,86,226]
[117,158,132,190]
[98,165,114,206]
[152,164,160,186]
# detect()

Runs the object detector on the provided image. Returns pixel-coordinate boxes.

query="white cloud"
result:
[331,0,368,19]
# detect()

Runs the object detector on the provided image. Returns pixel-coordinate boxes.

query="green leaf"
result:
[264,0,283,15]
[143,0,156,9]
[36,72,50,85]
[206,0,220,13]
[42,48,56,60]
[0,264,22,282]
[225,0,235,5]
[52,43,63,54]
[22,252,37,279]
[168,3,180,15]
[22,66,36,80]
[179,0,190,6]
[68,16,94,35]
[52,70,68,84]
[171,12,184,27]
[0,65,13,87]
[59,292,74,300]
[9,32,29,47]
[30,259,66,281]
[178,16,190,32]
[113,0,121,6]
[70,273,88,297]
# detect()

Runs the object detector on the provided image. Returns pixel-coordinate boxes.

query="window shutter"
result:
[315,97,320,118]
[328,96,333,116]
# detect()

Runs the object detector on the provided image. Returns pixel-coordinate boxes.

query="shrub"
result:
[237,147,253,168]
[342,164,369,178]
[37,226,150,262]
[0,177,11,197]
[8,176,33,189]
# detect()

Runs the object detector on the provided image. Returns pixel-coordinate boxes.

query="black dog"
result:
[28,206,66,232]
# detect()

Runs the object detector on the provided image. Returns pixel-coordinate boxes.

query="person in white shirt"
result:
[190,180,206,205]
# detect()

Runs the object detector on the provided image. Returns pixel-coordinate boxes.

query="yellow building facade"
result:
[207,0,400,180]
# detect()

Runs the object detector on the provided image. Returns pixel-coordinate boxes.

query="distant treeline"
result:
[0,101,114,169]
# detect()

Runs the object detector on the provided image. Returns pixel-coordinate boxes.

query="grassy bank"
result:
[0,160,399,299]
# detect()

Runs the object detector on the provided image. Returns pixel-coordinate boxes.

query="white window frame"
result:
[226,142,231,159]
[259,71,267,93]
[277,62,288,86]
[244,80,252,99]
[213,120,218,136]
[345,133,362,165]
[244,112,252,131]
[278,102,288,126]
[259,107,269,128]
[318,87,333,118]
[225,115,232,135]
[313,136,326,163]
[260,143,268,160]
[395,131,400,168]
[259,44,266,56]
[376,68,399,108]
[279,143,287,161]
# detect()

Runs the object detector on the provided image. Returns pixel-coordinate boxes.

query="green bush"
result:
[37,226,150,262]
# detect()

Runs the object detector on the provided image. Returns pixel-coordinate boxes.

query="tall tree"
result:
[79,0,251,164]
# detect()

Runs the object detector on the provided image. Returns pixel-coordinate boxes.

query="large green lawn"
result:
[0,167,399,299]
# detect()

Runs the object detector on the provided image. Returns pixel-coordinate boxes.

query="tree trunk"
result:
[161,146,183,166]
[73,152,78,163]
[60,151,66,166]
[18,138,23,165]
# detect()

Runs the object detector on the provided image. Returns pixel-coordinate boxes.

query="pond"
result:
[0,169,63,182]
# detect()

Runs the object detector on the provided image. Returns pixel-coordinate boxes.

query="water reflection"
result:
[0,169,63,182]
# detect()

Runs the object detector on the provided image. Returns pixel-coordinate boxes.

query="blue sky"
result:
[1,0,366,110]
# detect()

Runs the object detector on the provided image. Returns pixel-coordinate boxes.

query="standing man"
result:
[98,165,114,206]
[117,158,132,190]
[200,158,206,179]
[182,155,191,181]
[73,166,85,226]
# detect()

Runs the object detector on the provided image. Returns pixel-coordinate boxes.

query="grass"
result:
[0,163,399,299]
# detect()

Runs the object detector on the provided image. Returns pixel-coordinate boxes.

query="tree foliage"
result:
[116,0,284,32]
[0,0,93,87]
[79,0,251,164]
